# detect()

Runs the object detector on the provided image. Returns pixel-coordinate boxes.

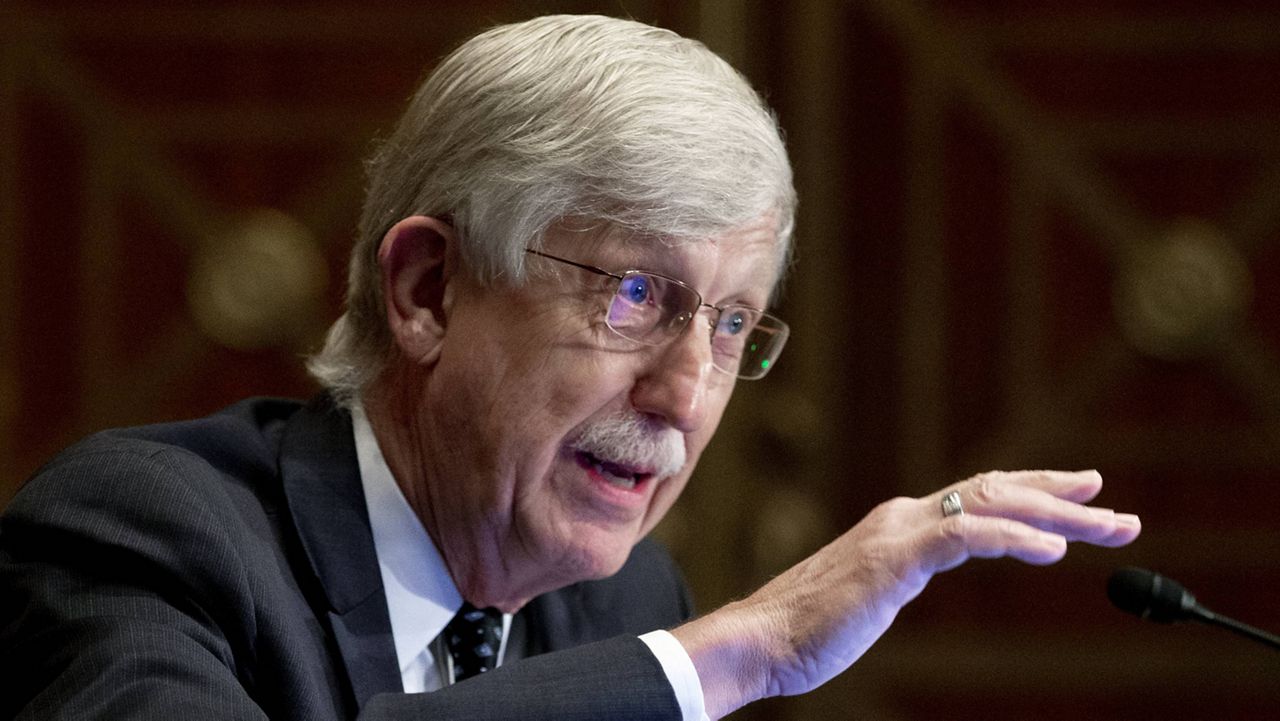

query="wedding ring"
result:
[941,490,964,518]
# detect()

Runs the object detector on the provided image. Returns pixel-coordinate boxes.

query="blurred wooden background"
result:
[2,1,1278,719]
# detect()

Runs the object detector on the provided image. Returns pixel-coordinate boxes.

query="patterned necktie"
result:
[444,602,504,682]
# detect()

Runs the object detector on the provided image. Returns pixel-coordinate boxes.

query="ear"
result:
[378,215,459,366]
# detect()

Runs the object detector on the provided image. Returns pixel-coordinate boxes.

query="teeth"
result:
[589,457,637,490]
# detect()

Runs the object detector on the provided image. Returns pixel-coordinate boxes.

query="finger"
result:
[1094,512,1141,547]
[959,480,1133,544]
[926,514,1068,573]
[963,469,1105,504]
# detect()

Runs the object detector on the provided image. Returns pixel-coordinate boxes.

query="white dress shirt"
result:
[352,406,707,719]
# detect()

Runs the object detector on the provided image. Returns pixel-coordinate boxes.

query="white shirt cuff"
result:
[638,630,710,721]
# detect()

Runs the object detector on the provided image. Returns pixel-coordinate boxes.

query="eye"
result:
[717,309,748,336]
[618,274,651,305]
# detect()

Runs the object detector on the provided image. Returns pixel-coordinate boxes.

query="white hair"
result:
[308,14,796,406]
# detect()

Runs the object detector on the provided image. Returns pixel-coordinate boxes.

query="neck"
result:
[361,369,540,613]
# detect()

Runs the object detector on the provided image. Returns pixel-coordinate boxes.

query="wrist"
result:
[671,599,779,719]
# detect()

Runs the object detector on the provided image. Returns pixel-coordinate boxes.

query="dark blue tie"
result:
[444,602,503,682]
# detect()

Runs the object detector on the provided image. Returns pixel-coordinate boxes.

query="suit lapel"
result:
[278,396,401,708]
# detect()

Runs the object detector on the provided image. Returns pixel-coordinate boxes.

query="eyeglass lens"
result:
[606,271,787,379]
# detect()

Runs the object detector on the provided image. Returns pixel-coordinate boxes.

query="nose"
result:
[629,319,716,434]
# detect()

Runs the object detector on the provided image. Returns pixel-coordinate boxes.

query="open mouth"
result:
[574,450,654,491]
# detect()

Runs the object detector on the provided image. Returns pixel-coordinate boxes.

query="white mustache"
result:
[572,412,686,479]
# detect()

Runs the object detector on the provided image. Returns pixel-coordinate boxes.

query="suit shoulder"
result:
[6,397,309,535]
[97,396,302,474]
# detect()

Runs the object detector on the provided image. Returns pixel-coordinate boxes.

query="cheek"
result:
[691,382,734,451]
[464,348,637,471]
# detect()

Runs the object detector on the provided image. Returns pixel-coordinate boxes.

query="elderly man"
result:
[0,14,1139,721]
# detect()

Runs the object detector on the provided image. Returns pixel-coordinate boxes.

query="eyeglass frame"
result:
[523,248,788,380]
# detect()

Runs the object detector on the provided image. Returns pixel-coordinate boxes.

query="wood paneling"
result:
[736,1,1280,718]
[3,2,1277,719]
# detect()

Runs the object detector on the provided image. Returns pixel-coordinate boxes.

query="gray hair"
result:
[308,14,796,405]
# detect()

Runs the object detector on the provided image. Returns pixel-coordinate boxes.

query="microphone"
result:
[1106,567,1280,651]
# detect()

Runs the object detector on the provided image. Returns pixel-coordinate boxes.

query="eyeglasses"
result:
[525,249,788,380]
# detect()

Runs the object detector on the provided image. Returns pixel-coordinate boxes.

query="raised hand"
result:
[673,470,1141,719]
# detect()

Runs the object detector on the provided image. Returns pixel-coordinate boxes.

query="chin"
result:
[552,526,639,582]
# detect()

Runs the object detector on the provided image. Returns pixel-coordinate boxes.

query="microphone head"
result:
[1107,567,1196,623]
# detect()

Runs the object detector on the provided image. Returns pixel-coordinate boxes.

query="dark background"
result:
[3,1,1278,718]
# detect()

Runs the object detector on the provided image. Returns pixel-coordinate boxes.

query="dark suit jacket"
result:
[0,397,694,720]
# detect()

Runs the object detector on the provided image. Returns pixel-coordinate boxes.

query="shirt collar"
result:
[352,404,462,674]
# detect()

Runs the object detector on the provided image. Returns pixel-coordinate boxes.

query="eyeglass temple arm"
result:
[523,249,622,280]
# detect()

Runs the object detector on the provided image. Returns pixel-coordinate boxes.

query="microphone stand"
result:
[1110,567,1280,652]
[1192,605,1280,651]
